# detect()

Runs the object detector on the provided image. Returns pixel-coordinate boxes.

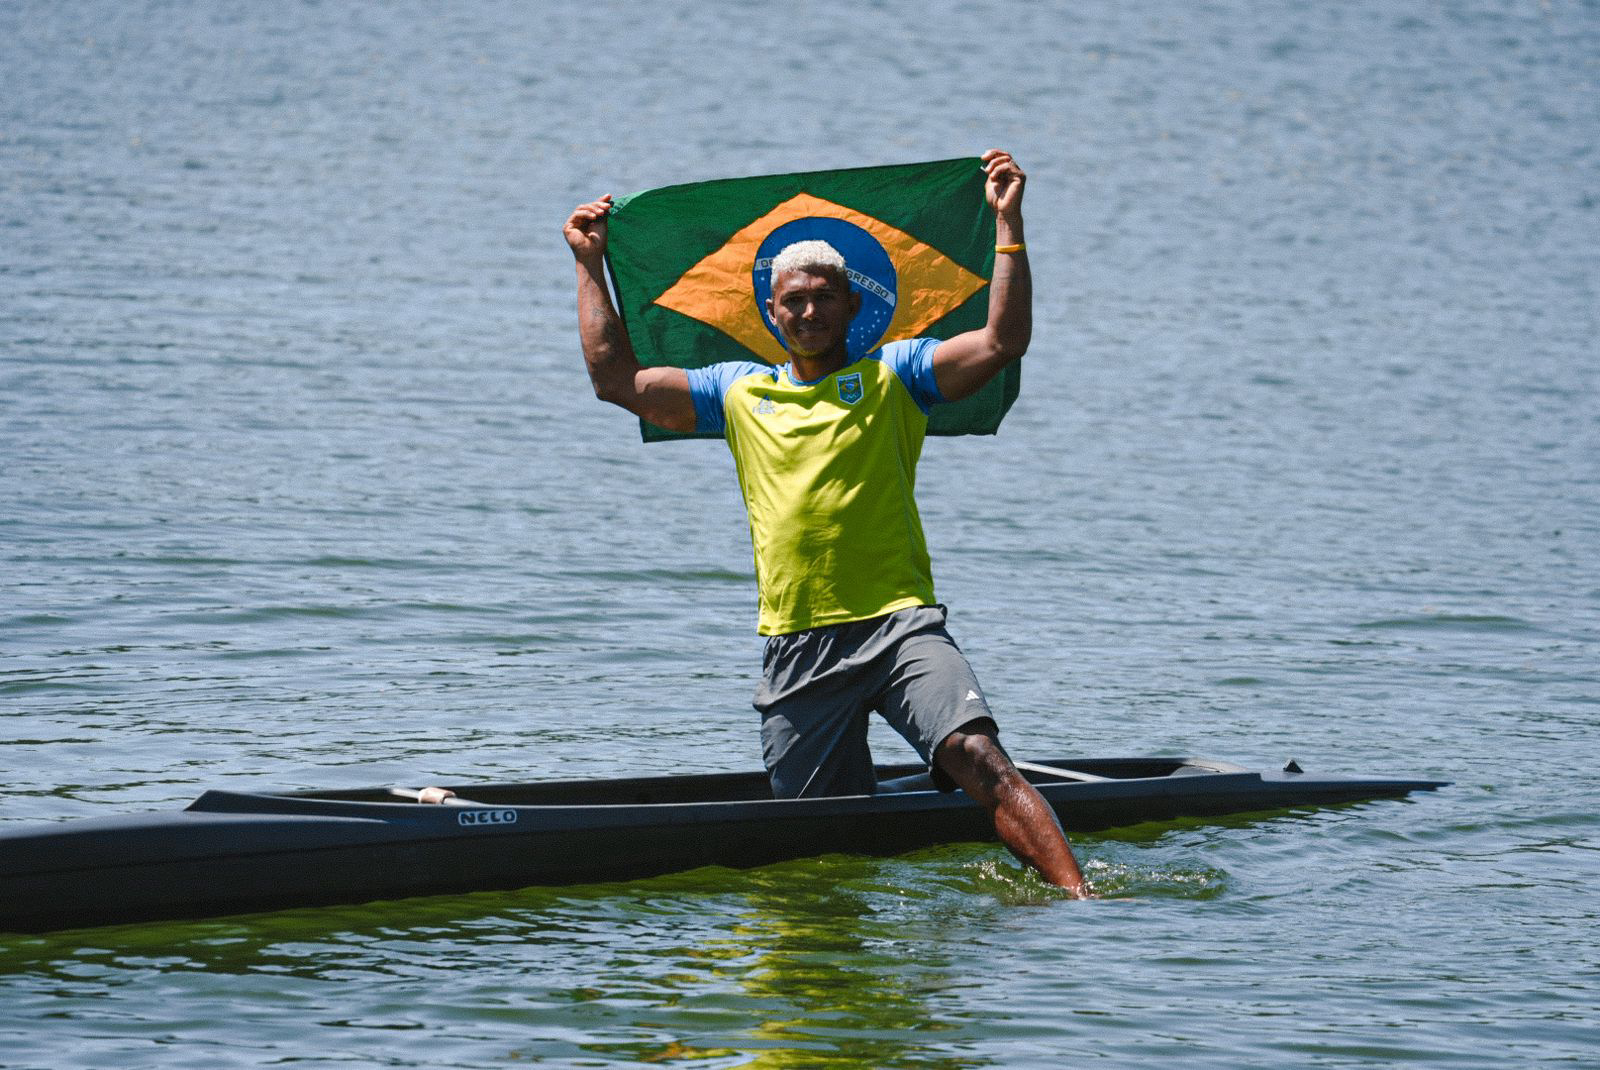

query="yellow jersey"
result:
[687,339,945,635]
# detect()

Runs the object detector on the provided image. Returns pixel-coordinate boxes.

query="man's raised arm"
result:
[564,196,698,433]
[928,150,1033,402]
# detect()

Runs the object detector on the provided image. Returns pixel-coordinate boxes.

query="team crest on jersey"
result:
[837,373,864,405]
[754,394,776,415]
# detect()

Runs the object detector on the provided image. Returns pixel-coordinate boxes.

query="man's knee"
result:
[935,718,1012,788]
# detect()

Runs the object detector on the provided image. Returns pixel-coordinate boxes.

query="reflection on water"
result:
[0,834,1238,1067]
[710,859,990,1070]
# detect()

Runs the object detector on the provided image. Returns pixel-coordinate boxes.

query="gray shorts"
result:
[754,604,996,798]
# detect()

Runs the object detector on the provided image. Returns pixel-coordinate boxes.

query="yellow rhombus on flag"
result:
[654,192,988,365]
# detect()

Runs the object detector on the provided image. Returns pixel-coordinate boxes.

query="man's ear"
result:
[848,290,862,319]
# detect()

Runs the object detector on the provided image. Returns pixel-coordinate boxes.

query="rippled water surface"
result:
[3,1,1597,1066]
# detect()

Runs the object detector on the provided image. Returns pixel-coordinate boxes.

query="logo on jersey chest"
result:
[837,373,864,405]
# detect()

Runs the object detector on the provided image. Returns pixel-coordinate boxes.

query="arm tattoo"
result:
[597,311,621,349]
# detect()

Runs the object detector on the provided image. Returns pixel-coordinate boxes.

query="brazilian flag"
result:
[604,157,1018,442]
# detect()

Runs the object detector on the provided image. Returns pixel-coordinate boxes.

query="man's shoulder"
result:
[871,337,940,364]
[688,360,778,396]
[867,338,944,408]
[686,360,780,434]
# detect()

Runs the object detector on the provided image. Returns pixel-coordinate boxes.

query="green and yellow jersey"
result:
[687,338,946,636]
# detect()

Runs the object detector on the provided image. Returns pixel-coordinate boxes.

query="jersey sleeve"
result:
[877,337,946,411]
[685,361,773,434]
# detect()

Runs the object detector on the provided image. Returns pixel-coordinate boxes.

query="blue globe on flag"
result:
[753,218,898,359]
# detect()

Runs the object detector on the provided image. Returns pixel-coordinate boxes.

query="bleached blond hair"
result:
[770,240,848,288]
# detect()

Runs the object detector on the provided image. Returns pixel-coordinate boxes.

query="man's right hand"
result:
[564,195,613,261]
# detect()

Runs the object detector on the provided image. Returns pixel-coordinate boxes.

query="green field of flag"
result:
[604,157,1019,441]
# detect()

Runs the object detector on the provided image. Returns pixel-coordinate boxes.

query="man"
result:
[563,150,1090,896]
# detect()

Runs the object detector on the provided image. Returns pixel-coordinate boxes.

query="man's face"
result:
[766,268,861,359]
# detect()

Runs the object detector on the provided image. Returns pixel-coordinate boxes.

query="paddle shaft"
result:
[1013,760,1110,784]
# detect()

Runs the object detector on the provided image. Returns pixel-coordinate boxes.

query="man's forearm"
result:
[987,211,1032,359]
[576,256,639,405]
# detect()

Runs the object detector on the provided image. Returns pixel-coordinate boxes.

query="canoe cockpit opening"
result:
[1015,758,1247,783]
[206,758,1252,813]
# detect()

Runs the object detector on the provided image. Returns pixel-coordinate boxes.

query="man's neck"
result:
[788,348,849,384]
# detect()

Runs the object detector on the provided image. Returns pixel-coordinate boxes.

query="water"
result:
[2,0,1597,1065]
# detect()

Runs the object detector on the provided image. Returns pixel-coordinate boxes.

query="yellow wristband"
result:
[995,242,1026,254]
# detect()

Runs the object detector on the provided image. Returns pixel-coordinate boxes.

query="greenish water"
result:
[3,0,1597,1066]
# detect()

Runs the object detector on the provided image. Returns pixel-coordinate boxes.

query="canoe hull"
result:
[0,757,1445,932]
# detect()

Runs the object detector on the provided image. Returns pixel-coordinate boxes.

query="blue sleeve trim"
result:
[876,338,945,412]
[687,361,772,434]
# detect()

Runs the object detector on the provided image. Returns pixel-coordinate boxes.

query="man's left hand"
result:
[981,149,1026,219]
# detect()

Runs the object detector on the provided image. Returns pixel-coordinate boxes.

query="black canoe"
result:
[0,756,1446,933]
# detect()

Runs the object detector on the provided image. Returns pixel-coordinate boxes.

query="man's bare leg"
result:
[935,721,1091,897]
